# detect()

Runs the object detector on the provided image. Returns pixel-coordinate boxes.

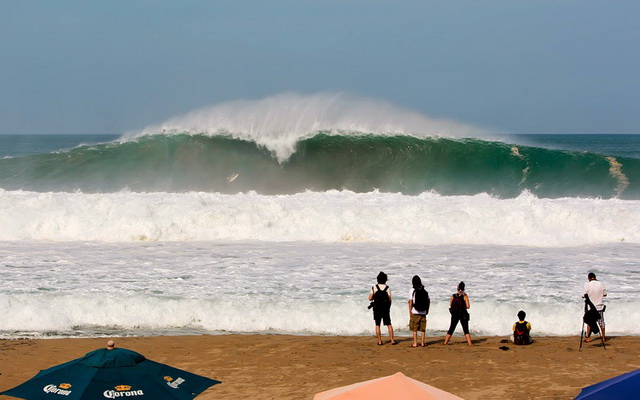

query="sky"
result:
[1,1,639,135]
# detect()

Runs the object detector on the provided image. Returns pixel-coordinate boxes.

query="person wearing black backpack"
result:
[408,275,430,348]
[511,310,533,345]
[368,271,398,346]
[443,281,472,346]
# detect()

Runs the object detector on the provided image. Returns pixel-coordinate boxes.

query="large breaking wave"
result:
[0,133,638,198]
[1,93,637,198]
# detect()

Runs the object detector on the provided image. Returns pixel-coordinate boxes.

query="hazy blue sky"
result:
[1,1,639,135]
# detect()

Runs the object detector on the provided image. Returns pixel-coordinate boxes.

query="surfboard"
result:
[227,173,239,183]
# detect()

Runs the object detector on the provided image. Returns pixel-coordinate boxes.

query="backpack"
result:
[583,299,601,335]
[513,321,530,345]
[450,293,466,315]
[412,287,430,314]
[372,285,391,312]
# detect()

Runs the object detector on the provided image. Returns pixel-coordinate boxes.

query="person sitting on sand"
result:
[368,271,398,346]
[511,310,533,345]
[443,281,472,346]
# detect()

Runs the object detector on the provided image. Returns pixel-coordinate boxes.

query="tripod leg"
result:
[579,322,585,351]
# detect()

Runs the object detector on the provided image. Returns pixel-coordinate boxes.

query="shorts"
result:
[409,314,426,332]
[374,311,391,326]
[598,310,605,328]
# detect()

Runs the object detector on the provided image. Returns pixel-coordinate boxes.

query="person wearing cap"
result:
[582,272,607,342]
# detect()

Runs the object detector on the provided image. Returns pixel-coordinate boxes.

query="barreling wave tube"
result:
[0,133,638,198]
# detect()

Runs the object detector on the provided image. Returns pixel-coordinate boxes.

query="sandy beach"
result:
[0,334,638,399]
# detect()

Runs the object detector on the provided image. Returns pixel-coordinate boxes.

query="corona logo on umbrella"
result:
[165,377,186,389]
[42,384,73,396]
[103,385,144,398]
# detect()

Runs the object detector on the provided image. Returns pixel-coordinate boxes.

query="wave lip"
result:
[127,92,491,161]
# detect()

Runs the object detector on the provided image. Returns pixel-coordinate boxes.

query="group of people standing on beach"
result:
[368,271,471,347]
[368,271,607,347]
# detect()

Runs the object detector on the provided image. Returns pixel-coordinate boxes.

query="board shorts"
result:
[374,310,391,326]
[598,310,605,328]
[409,313,426,332]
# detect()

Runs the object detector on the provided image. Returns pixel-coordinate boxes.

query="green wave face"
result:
[0,133,638,198]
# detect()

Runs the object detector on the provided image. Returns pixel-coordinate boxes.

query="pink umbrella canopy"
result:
[314,372,464,400]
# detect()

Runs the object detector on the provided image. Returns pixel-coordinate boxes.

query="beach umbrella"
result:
[574,368,640,400]
[314,372,464,400]
[1,343,220,399]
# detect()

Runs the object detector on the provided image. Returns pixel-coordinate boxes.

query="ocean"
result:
[1,104,639,339]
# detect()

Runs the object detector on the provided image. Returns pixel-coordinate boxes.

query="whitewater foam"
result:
[2,293,637,337]
[1,240,638,337]
[1,190,638,245]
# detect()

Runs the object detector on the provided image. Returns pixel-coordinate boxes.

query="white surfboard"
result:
[227,173,239,183]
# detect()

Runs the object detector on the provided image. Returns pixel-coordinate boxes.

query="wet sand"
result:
[1,335,638,399]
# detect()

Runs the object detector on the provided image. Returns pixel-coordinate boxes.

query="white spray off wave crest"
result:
[128,92,491,161]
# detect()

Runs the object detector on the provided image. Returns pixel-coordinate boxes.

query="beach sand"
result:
[1,335,638,399]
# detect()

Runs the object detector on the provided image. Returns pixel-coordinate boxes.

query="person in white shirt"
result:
[582,272,607,342]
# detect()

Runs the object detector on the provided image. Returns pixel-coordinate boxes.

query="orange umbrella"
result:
[314,372,464,400]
